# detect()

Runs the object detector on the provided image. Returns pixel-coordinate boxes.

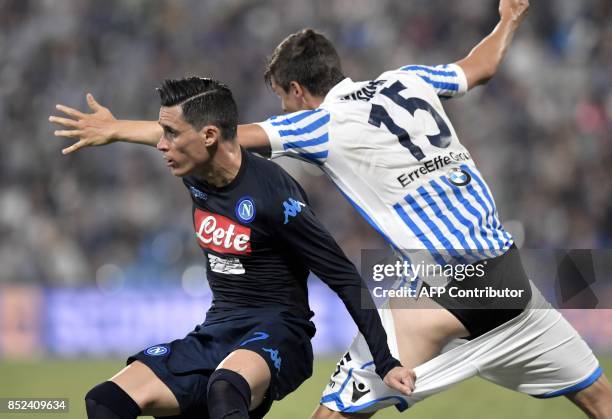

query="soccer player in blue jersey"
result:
[50,0,612,417]
[64,77,413,419]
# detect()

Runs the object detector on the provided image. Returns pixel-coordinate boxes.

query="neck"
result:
[304,94,325,109]
[194,140,242,188]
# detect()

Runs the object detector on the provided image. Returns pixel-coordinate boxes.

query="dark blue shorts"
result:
[127,309,316,418]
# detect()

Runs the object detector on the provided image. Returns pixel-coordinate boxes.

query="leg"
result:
[91,360,180,417]
[207,349,272,419]
[85,381,141,419]
[311,405,374,419]
[389,296,469,368]
[566,374,612,419]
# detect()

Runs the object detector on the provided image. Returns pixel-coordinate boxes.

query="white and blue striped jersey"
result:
[257,64,513,264]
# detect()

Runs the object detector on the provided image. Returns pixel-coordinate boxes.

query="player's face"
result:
[271,78,306,113]
[156,105,210,177]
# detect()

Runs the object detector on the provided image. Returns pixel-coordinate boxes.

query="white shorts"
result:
[320,283,602,414]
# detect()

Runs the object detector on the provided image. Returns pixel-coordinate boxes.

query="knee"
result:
[310,405,339,419]
[85,381,141,419]
[206,369,252,418]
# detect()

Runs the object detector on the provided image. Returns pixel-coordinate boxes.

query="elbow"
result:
[459,59,499,90]
[483,63,500,83]
[477,74,493,87]
[471,64,499,88]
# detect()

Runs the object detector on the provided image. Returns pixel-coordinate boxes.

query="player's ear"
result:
[201,124,221,147]
[289,81,304,98]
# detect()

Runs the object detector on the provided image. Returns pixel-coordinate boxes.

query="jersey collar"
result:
[321,77,357,105]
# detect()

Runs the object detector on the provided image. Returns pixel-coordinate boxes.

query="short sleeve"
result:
[397,63,468,99]
[255,108,330,164]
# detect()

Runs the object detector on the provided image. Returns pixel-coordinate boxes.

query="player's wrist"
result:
[499,14,522,29]
[105,120,121,142]
[376,357,402,379]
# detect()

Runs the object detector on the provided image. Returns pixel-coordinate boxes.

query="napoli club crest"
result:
[235,197,256,223]
[145,345,169,356]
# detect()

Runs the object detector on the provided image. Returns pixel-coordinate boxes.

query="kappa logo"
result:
[194,208,252,255]
[262,347,282,372]
[283,198,306,224]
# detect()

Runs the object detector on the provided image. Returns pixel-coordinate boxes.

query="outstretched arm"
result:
[50,93,161,154]
[455,0,529,89]
[50,94,270,155]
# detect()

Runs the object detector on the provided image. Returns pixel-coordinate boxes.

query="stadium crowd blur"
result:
[1,0,611,288]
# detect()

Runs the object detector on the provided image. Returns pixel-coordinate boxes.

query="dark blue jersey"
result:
[182,148,400,379]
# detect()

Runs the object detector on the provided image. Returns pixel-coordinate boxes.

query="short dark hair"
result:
[157,77,238,140]
[264,28,345,97]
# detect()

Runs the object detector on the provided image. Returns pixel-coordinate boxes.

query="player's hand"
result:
[499,0,529,26]
[383,366,416,396]
[49,93,117,154]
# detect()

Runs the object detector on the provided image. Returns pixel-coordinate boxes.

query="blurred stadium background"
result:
[0,0,611,417]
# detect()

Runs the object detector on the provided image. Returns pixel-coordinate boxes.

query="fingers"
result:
[384,368,416,396]
[54,129,83,139]
[62,140,87,155]
[86,93,103,111]
[49,115,79,128]
[388,375,414,395]
[403,371,416,392]
[55,104,84,118]
[52,99,99,155]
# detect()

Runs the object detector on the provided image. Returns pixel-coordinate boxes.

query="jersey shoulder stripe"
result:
[270,108,325,126]
[395,63,468,98]
[400,65,458,77]
[278,113,330,138]
[257,109,331,164]
[283,132,329,150]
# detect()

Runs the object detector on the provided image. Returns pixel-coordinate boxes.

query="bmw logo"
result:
[447,168,471,186]
[235,197,256,223]
[145,345,169,356]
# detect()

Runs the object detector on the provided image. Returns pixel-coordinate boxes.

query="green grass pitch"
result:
[0,357,609,418]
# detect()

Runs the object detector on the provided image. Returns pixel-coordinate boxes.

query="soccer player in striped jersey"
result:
[50,0,612,417]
